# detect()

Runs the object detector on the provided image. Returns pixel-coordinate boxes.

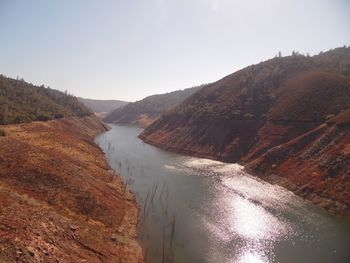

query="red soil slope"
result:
[0,116,143,262]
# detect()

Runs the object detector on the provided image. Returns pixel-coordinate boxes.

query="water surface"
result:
[96,124,350,263]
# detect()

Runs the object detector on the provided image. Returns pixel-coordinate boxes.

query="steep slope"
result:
[0,117,143,262]
[246,122,350,215]
[140,47,350,216]
[104,85,206,127]
[78,97,128,117]
[0,75,92,124]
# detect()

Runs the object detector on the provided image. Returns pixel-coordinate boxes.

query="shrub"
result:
[14,115,26,124]
[36,114,51,122]
[54,113,64,119]
[0,129,6,137]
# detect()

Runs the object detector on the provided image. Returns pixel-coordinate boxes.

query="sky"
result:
[0,0,349,101]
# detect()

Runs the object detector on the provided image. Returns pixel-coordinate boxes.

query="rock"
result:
[70,225,78,231]
[16,249,22,260]
[110,233,118,242]
[26,246,35,257]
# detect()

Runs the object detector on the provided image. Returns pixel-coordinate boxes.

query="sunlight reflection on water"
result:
[235,251,269,263]
[228,197,291,241]
[184,157,296,263]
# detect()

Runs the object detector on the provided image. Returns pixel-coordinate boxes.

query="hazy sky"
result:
[0,0,349,101]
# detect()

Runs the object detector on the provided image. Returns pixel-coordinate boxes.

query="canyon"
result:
[140,48,350,217]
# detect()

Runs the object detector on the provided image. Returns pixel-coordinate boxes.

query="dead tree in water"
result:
[150,183,158,204]
[170,212,176,247]
[162,226,166,263]
[159,182,167,201]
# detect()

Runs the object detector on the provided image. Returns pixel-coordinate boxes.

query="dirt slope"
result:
[0,116,143,262]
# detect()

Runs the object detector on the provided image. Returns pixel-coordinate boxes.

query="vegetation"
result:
[104,84,208,124]
[166,46,350,122]
[77,97,128,113]
[0,75,92,124]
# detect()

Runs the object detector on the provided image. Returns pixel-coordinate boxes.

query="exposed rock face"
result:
[140,47,350,216]
[0,116,143,262]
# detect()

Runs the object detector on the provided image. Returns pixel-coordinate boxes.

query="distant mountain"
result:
[0,75,92,124]
[140,46,350,216]
[78,97,128,115]
[104,85,207,127]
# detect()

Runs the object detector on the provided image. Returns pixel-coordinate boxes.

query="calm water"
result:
[96,124,350,263]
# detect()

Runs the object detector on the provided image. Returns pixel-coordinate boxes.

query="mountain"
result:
[103,85,206,127]
[77,97,128,116]
[0,75,92,124]
[140,46,350,216]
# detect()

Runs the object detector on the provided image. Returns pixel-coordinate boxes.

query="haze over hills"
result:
[0,75,92,124]
[77,97,128,116]
[104,85,207,127]
[140,46,350,215]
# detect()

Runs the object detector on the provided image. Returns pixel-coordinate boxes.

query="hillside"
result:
[140,46,350,216]
[104,85,206,127]
[0,75,92,124]
[78,97,128,116]
[0,117,143,262]
[0,77,143,261]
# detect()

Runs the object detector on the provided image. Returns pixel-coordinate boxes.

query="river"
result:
[95,124,350,263]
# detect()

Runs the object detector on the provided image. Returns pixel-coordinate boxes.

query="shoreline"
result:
[0,116,144,262]
[139,134,350,219]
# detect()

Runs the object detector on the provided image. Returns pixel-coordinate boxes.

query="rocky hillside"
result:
[104,85,206,127]
[78,97,128,116]
[0,75,92,124]
[140,47,350,216]
[0,116,143,262]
